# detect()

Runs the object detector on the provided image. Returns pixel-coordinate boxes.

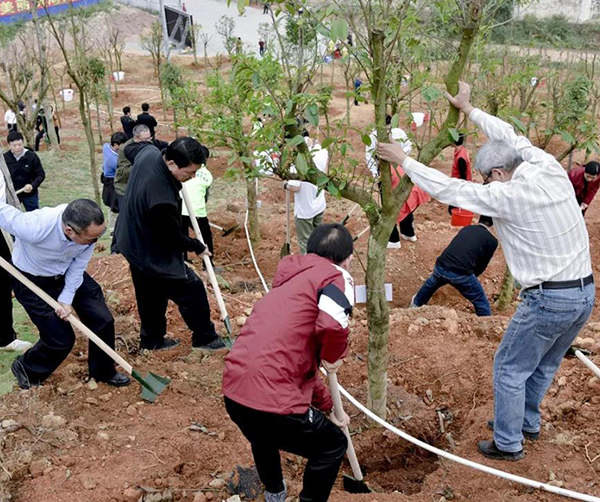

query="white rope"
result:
[242,213,600,502]
[244,209,270,294]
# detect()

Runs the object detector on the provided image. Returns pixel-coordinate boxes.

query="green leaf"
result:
[305,104,319,127]
[339,180,347,190]
[330,18,348,42]
[316,24,330,38]
[509,116,527,134]
[316,173,329,186]
[296,153,308,175]
[326,181,339,197]
[237,0,246,15]
[391,114,399,129]
[560,131,576,144]
[361,134,372,146]
[340,143,348,156]
[286,135,305,147]
[448,128,460,143]
[321,137,334,149]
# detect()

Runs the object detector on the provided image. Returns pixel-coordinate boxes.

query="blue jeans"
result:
[413,265,491,316]
[21,194,39,212]
[493,282,595,452]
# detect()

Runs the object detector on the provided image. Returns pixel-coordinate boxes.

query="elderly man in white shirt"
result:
[379,82,594,461]
[0,197,130,390]
[285,134,329,254]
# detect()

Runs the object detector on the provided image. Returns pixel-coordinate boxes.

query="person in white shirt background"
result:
[378,81,594,462]
[284,132,328,254]
[4,108,17,132]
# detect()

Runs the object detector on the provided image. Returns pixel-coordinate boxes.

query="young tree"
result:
[236,0,510,419]
[44,4,102,205]
[141,21,164,77]
[215,15,236,57]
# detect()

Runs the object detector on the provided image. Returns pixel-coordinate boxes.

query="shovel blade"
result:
[280,243,290,258]
[222,224,239,237]
[132,369,170,403]
[343,474,372,494]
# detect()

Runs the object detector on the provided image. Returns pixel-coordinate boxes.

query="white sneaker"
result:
[0,340,33,352]
[409,295,418,308]
[401,234,417,242]
[387,241,401,249]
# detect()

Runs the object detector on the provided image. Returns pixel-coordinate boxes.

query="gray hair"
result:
[475,140,523,175]
[62,199,104,232]
[132,124,150,138]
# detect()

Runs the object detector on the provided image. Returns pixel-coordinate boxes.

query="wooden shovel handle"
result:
[327,371,364,481]
[0,255,133,374]
[180,185,229,321]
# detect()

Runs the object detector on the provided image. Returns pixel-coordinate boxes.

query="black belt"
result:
[525,274,594,292]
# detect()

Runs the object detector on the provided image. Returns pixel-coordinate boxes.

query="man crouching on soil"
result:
[379,81,594,462]
[223,223,355,502]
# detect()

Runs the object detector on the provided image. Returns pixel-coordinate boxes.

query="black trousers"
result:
[110,195,123,254]
[181,215,214,260]
[35,126,60,151]
[389,211,415,242]
[13,271,116,384]
[0,235,14,346]
[225,397,348,502]
[129,264,217,349]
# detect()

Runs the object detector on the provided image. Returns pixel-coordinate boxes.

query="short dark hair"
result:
[165,137,207,168]
[62,199,105,233]
[306,223,353,264]
[123,106,131,115]
[584,161,600,176]
[479,215,493,227]
[7,131,23,144]
[141,103,150,112]
[110,132,128,146]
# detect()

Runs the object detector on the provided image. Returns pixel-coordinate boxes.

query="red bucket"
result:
[451,208,474,227]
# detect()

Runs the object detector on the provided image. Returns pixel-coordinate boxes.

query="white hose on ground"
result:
[575,350,600,379]
[242,210,600,502]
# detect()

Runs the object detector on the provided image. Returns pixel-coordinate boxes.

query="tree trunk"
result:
[44,104,60,150]
[497,265,514,311]
[94,95,103,145]
[78,88,101,205]
[246,175,260,245]
[106,76,115,134]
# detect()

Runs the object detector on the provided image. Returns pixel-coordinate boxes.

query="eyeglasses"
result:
[483,168,502,185]
[69,226,107,244]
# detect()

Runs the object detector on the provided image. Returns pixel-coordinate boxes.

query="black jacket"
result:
[120,115,136,139]
[136,112,158,137]
[436,224,498,277]
[3,149,45,199]
[116,146,205,279]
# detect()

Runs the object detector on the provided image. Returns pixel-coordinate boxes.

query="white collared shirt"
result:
[402,108,591,289]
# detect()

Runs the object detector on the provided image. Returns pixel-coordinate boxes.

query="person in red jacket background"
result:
[568,161,600,216]
[223,223,355,502]
[448,133,471,215]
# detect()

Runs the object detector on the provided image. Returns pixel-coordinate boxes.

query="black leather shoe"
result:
[98,371,131,387]
[487,420,540,441]
[140,337,180,351]
[478,439,524,461]
[11,359,39,390]
[192,337,227,351]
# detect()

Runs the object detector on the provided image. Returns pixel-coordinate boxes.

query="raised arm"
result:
[0,201,48,242]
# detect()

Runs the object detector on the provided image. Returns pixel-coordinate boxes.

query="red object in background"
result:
[424,113,430,123]
[451,208,474,227]
[411,122,417,132]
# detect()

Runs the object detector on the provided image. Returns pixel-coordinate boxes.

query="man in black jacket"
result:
[410,216,498,316]
[3,131,45,211]
[136,103,158,138]
[116,137,225,352]
[120,106,136,139]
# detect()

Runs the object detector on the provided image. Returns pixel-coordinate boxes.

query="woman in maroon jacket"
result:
[568,161,600,216]
[223,223,355,502]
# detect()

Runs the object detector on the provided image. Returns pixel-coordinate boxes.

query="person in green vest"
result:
[181,150,214,263]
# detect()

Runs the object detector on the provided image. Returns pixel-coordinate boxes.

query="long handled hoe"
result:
[181,185,234,346]
[280,189,291,257]
[0,256,169,402]
[326,370,372,494]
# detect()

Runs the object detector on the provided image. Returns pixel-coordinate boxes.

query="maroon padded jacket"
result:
[569,166,600,206]
[222,254,354,415]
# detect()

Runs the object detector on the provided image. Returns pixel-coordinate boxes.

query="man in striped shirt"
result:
[379,81,594,461]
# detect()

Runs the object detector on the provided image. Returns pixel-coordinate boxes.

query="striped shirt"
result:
[402,108,591,289]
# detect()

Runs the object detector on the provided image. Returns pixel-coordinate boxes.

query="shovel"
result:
[209,222,239,237]
[341,203,359,226]
[280,188,291,257]
[567,346,600,379]
[181,185,234,346]
[0,256,169,402]
[326,370,372,494]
